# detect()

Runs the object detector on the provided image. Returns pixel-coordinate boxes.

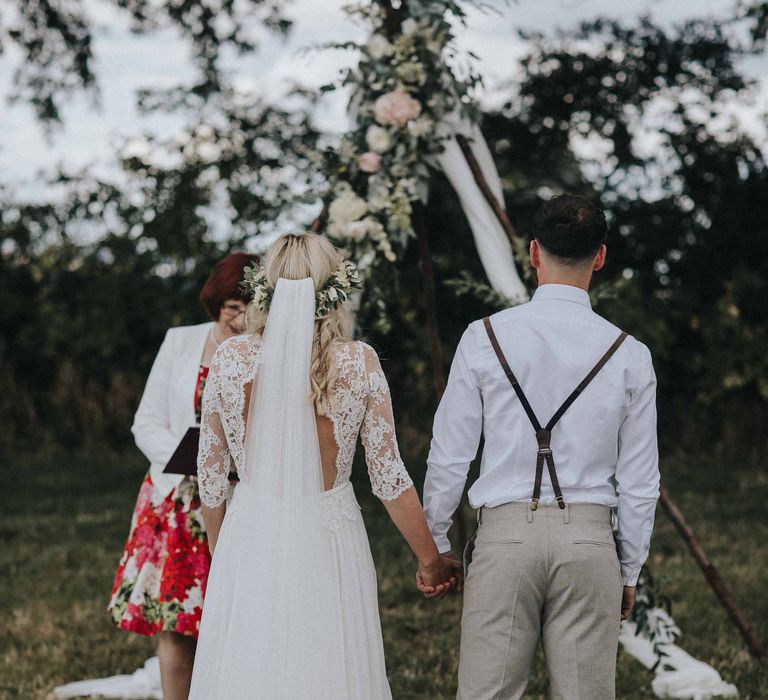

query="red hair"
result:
[200,252,260,320]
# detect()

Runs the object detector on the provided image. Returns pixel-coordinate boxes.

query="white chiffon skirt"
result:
[189,480,392,700]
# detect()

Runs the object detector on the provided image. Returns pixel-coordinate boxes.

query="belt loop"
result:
[563,504,570,525]
[526,506,534,524]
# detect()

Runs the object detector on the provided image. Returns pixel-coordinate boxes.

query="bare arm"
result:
[381,486,440,567]
[381,486,462,596]
[359,344,459,595]
[201,503,226,555]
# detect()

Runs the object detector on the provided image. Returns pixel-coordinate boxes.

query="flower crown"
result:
[242,258,363,319]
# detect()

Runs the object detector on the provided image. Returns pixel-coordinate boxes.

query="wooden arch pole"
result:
[457,122,766,660]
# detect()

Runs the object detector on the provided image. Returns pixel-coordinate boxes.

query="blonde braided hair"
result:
[245,233,352,414]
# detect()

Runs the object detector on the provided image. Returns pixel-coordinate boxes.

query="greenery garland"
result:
[242,258,363,319]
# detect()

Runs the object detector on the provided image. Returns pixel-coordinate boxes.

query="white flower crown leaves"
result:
[241,259,363,319]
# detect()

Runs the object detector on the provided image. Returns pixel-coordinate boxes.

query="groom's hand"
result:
[440,551,464,593]
[416,553,463,599]
[621,586,636,620]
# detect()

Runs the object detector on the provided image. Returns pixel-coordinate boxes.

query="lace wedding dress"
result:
[189,278,413,699]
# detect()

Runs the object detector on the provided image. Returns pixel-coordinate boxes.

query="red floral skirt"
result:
[108,472,211,638]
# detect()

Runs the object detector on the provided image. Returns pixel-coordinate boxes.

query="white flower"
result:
[345,220,370,241]
[408,115,434,137]
[396,61,426,86]
[183,587,204,612]
[329,190,368,223]
[366,125,391,153]
[130,563,160,604]
[367,183,391,213]
[400,178,419,197]
[123,558,138,582]
[367,34,395,60]
[401,18,419,36]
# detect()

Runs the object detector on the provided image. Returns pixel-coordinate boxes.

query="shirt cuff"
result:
[433,534,452,555]
[622,565,642,587]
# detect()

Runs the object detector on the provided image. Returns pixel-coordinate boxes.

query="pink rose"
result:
[358,151,382,173]
[373,90,422,127]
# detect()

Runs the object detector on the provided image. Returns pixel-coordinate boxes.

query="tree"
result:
[0,0,292,123]
[1,1,766,463]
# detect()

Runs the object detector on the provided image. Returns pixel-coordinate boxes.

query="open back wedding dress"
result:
[188,278,413,699]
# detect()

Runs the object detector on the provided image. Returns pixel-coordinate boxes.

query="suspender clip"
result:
[556,495,566,510]
[530,498,539,511]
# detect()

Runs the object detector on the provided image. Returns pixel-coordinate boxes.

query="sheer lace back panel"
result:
[198,335,414,507]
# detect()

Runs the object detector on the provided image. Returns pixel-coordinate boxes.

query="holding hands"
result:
[416,552,463,599]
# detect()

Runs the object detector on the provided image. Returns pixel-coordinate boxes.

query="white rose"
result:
[367,187,390,213]
[329,190,368,223]
[366,125,391,153]
[401,18,419,36]
[367,34,395,60]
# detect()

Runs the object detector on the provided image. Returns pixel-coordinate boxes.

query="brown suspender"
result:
[483,316,628,510]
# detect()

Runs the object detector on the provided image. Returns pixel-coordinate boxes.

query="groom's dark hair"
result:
[533,194,607,260]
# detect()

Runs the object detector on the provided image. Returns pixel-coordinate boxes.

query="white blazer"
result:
[131,321,215,500]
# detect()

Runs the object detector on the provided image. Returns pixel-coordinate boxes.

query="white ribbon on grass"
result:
[50,656,161,699]
[620,609,738,699]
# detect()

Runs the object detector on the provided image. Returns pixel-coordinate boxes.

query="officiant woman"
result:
[107,252,258,700]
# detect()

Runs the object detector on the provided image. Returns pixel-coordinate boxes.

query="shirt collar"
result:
[531,283,592,308]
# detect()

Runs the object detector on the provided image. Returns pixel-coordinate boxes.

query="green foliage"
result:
[1,3,767,457]
[0,92,324,449]
[477,13,768,456]
[0,0,292,124]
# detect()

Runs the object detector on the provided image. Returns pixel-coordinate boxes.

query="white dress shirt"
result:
[423,284,660,586]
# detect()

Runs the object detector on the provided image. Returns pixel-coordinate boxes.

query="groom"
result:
[423,194,660,699]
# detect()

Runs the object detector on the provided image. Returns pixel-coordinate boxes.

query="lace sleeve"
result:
[197,355,230,508]
[360,344,414,501]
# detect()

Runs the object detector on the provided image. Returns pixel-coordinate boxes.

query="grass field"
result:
[1,446,767,699]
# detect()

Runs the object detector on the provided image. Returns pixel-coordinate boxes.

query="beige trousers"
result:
[457,502,623,700]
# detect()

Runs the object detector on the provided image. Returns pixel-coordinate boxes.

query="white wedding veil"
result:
[219,276,350,695]
[242,276,322,500]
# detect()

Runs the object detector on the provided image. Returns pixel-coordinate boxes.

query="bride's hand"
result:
[416,554,462,599]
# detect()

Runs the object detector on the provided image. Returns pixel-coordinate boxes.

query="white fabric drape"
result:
[620,613,738,699]
[437,109,529,304]
[51,657,161,699]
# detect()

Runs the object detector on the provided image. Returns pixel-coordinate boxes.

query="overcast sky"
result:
[0,0,756,193]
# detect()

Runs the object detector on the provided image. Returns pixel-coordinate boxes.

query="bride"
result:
[189,232,459,699]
